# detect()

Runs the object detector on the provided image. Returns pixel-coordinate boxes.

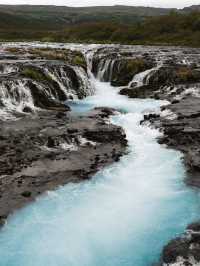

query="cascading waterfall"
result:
[44,66,78,100]
[95,58,116,82]
[71,65,94,96]
[0,64,19,74]
[0,80,36,115]
[0,62,92,119]
[128,64,162,88]
[97,59,112,81]
[0,48,200,266]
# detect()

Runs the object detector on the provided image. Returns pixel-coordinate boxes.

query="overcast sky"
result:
[0,0,199,9]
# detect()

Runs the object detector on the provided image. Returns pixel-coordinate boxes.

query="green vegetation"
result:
[60,11,200,46]
[21,67,52,83]
[26,48,87,68]
[111,58,150,86]
[176,67,200,82]
[72,54,87,69]
[28,48,69,60]
[1,5,200,46]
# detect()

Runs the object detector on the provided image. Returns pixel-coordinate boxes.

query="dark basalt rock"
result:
[110,58,154,87]
[22,106,32,113]
[143,96,200,182]
[120,85,155,99]
[160,222,200,265]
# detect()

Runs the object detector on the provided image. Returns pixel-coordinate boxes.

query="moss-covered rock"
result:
[28,48,87,68]
[175,67,200,83]
[21,66,52,83]
[72,54,87,69]
[119,85,154,98]
[111,58,154,86]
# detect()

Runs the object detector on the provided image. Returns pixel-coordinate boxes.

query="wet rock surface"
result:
[0,47,92,120]
[0,107,127,226]
[142,96,200,184]
[159,222,200,265]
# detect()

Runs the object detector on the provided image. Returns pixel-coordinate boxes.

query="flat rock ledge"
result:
[0,107,127,226]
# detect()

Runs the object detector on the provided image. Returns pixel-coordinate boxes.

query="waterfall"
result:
[97,59,112,81]
[0,80,35,115]
[128,65,162,88]
[95,58,116,82]
[71,65,94,96]
[44,66,78,100]
[0,61,93,119]
[0,48,199,266]
[0,64,19,75]
[0,80,36,120]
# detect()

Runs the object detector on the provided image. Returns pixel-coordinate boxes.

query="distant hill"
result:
[0,4,200,45]
[0,5,174,30]
[182,5,200,12]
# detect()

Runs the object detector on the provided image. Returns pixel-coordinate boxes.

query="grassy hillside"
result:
[0,5,200,46]
[0,4,174,30]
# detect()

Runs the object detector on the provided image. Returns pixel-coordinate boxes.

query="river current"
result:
[0,54,200,266]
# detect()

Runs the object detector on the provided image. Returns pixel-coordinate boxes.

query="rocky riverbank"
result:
[0,44,128,226]
[140,96,200,265]
[1,43,200,265]
[121,56,200,265]
[141,96,200,265]
[90,44,200,265]
[0,107,127,226]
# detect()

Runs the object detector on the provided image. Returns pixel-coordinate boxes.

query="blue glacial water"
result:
[0,79,200,266]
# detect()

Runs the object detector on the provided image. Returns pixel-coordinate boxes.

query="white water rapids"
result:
[0,53,200,266]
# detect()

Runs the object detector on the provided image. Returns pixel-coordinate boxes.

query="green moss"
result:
[27,48,86,68]
[72,54,87,68]
[176,67,200,83]
[111,58,150,86]
[5,47,22,54]
[28,48,68,61]
[21,67,52,83]
[126,58,146,73]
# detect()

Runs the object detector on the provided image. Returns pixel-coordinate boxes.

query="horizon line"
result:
[0,3,197,10]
